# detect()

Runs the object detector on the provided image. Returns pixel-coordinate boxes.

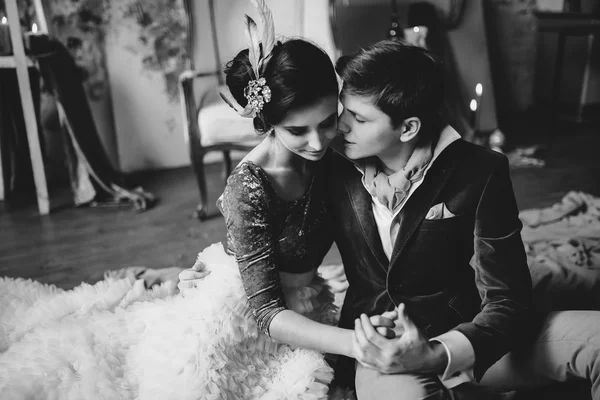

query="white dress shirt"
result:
[357,125,475,388]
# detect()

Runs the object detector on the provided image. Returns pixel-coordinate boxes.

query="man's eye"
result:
[355,116,365,123]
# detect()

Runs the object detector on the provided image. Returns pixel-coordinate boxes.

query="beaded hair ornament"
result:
[220,0,276,119]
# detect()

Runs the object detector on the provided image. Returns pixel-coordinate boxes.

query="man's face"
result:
[336,91,402,160]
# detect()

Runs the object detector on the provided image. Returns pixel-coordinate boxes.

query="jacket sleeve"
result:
[453,156,534,381]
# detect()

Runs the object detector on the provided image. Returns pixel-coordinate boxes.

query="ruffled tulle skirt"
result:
[0,243,343,400]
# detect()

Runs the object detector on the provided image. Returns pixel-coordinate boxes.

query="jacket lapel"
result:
[344,169,389,273]
[389,140,465,266]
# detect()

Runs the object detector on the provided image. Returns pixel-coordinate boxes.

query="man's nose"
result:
[337,110,350,134]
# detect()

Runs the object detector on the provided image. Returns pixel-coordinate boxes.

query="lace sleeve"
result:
[218,166,287,335]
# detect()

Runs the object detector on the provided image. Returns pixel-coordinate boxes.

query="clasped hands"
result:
[352,303,447,375]
[177,262,446,376]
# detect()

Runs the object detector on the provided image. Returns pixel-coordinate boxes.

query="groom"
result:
[180,40,600,399]
[327,40,600,399]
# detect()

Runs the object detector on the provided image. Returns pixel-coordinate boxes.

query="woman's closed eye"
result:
[286,113,336,136]
[286,127,307,136]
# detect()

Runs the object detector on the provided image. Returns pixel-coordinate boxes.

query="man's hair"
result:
[336,40,445,129]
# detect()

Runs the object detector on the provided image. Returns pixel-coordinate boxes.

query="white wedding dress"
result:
[0,243,347,400]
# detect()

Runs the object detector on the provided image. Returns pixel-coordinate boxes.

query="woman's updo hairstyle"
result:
[224,39,338,134]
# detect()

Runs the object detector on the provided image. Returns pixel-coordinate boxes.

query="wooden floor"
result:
[1,126,599,290]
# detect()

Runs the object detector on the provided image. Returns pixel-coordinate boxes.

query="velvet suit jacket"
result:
[326,139,534,383]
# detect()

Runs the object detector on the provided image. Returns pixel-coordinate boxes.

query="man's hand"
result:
[177,259,211,296]
[352,304,448,375]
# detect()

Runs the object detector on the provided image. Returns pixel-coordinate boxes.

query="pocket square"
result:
[425,202,456,220]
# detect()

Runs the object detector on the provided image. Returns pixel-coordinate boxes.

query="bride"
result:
[0,2,394,399]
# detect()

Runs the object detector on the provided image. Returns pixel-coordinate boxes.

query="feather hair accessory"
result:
[220,0,276,118]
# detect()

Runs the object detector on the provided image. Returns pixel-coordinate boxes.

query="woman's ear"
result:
[398,117,421,143]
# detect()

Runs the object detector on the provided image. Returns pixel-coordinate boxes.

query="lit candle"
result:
[0,16,11,55]
[24,23,41,51]
[404,25,428,48]
[475,83,483,131]
[469,99,478,131]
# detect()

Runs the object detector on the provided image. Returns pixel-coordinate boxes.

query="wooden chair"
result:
[179,0,260,220]
[179,0,337,220]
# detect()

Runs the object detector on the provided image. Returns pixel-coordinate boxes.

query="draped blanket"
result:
[520,191,600,311]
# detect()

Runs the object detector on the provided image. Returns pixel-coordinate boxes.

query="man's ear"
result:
[398,117,421,143]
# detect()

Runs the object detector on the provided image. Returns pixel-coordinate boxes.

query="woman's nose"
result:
[308,131,325,151]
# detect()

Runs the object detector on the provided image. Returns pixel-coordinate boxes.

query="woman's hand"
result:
[347,309,400,361]
[177,259,211,296]
[367,309,402,339]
